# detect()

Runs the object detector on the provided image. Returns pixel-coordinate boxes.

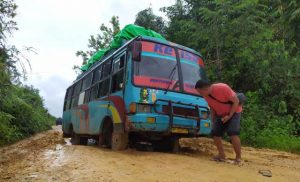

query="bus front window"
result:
[133,41,179,91]
[179,49,207,95]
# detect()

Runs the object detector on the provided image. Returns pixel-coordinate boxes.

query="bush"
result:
[240,91,300,153]
[0,85,55,146]
[0,0,54,147]
[0,112,17,145]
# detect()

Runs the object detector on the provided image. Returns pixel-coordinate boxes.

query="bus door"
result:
[80,72,93,132]
[111,52,126,97]
[108,52,127,127]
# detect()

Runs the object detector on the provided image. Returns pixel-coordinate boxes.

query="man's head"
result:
[195,80,212,97]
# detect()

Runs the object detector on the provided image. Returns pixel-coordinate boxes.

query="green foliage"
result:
[163,0,300,152]
[0,112,16,146]
[0,85,54,146]
[134,8,166,35]
[0,0,55,146]
[75,16,120,66]
[0,0,18,43]
[241,92,300,153]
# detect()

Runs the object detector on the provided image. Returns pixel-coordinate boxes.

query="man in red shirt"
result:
[195,80,242,164]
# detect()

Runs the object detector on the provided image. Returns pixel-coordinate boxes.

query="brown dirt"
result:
[0,126,299,182]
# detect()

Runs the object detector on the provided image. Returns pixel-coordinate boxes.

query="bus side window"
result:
[66,100,71,110]
[64,87,73,111]
[111,54,125,93]
[113,54,125,72]
[99,78,110,97]
[63,100,67,111]
[84,88,91,103]
[71,81,82,108]
[92,65,102,84]
[67,87,73,99]
[111,70,124,92]
[73,80,82,96]
[102,59,112,79]
[71,96,79,108]
[90,83,99,101]
[82,73,92,92]
[113,59,120,73]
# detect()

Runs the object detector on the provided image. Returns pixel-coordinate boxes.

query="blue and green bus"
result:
[62,36,211,151]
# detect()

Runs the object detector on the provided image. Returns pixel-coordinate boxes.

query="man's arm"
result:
[222,95,239,123]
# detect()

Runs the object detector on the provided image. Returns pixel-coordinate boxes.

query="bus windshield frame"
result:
[132,40,207,96]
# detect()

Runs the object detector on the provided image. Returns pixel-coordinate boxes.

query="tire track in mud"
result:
[0,128,69,181]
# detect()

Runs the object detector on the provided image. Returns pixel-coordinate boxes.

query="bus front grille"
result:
[162,105,198,118]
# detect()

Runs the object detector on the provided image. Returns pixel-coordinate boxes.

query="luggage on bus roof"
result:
[81,24,166,71]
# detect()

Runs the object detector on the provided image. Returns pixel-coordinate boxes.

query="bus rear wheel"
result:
[70,126,88,145]
[63,132,70,138]
[70,131,80,145]
[71,133,88,145]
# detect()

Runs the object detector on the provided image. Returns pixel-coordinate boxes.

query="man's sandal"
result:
[211,156,226,162]
[233,158,241,165]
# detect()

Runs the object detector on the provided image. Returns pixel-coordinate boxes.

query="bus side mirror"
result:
[131,41,142,62]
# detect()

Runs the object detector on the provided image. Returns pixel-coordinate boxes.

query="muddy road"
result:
[0,126,300,182]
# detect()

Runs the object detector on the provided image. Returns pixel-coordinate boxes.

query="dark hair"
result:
[195,80,211,89]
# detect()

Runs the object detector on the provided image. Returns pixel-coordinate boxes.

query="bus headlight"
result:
[137,104,152,113]
[201,111,209,119]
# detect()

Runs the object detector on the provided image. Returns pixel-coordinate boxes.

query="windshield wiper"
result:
[164,65,178,95]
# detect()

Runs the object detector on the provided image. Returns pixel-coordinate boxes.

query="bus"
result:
[62,36,211,152]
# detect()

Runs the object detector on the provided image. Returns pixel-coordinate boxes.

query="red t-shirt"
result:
[204,83,242,116]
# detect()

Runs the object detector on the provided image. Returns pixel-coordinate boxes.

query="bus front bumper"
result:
[126,113,211,136]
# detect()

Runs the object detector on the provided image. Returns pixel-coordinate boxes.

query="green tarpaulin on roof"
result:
[81,24,166,71]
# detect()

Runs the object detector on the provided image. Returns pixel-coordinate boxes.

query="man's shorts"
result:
[211,113,241,137]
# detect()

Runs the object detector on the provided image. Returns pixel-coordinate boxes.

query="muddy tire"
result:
[97,134,104,147]
[102,119,113,148]
[71,132,88,145]
[112,133,128,150]
[63,132,71,138]
[79,137,88,145]
[170,137,180,153]
[70,132,80,145]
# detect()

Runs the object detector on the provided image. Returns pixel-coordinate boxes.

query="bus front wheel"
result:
[101,119,128,150]
[170,137,180,153]
[101,119,113,148]
[112,133,128,150]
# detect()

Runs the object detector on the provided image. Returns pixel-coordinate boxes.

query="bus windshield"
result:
[133,41,206,94]
[133,41,180,91]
